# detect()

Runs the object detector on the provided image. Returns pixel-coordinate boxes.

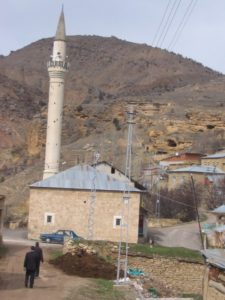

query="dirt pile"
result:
[51,252,118,280]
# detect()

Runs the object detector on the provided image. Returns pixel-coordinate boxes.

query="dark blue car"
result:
[40,229,80,244]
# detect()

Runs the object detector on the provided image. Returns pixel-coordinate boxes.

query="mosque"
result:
[27,10,145,243]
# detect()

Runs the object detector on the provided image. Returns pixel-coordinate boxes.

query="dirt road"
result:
[0,243,93,300]
[0,243,138,300]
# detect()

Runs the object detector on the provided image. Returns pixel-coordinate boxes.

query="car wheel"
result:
[46,238,51,243]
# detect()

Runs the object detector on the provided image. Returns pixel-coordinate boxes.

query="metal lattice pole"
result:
[116,105,135,284]
[87,151,100,240]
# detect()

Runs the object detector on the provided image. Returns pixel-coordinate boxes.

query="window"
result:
[111,167,115,174]
[44,213,55,225]
[47,215,52,223]
[116,218,121,226]
[113,216,122,228]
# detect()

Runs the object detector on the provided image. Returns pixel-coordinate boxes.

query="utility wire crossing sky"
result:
[1,0,225,74]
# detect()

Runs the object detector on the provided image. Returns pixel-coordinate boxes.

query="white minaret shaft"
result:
[43,10,69,179]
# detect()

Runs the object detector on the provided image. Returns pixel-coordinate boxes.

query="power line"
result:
[152,0,173,47]
[151,191,195,208]
[154,0,178,47]
[168,0,198,50]
[158,0,182,48]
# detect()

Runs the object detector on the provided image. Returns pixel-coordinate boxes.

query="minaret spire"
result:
[55,8,66,41]
[43,10,69,179]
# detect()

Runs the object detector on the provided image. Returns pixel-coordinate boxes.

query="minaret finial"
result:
[55,8,66,41]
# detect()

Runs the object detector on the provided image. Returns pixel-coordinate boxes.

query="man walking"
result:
[34,241,44,277]
[24,246,37,288]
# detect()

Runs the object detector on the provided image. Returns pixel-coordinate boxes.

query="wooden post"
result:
[203,266,209,300]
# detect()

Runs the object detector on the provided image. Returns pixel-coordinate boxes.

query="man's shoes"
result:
[30,286,33,288]
[25,284,28,288]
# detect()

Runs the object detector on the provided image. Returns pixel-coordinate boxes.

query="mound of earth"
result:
[50,252,118,280]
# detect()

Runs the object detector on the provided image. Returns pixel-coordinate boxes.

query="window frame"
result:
[113,216,122,228]
[44,212,55,225]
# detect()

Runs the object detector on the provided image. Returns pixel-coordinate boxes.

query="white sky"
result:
[1,0,225,74]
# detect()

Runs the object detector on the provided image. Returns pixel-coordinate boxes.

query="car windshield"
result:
[56,230,64,235]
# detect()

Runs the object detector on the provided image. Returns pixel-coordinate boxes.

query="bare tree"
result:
[204,178,225,210]
[144,181,203,222]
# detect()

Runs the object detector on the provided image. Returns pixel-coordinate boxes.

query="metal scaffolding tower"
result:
[87,151,100,240]
[116,105,135,284]
[156,192,160,221]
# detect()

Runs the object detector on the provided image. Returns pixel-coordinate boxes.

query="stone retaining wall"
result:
[129,256,204,295]
[207,286,225,300]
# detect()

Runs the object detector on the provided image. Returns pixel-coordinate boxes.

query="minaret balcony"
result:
[47,60,69,70]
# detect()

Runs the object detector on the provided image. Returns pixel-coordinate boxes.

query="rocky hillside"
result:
[0,35,225,221]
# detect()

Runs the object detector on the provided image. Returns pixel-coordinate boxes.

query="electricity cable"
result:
[154,0,179,47]
[151,191,195,208]
[157,0,182,49]
[152,0,173,47]
[168,0,198,50]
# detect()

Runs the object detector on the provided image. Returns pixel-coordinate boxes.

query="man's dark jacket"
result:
[35,246,44,262]
[24,250,37,271]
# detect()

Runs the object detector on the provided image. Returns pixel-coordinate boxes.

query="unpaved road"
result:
[0,243,91,300]
[0,242,137,300]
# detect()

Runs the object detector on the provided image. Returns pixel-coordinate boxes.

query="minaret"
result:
[43,9,69,179]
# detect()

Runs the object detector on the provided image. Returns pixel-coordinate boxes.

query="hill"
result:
[0,35,225,222]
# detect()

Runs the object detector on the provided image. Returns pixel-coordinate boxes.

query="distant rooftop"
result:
[31,165,142,193]
[212,204,225,214]
[201,249,225,269]
[168,165,225,174]
[202,152,225,159]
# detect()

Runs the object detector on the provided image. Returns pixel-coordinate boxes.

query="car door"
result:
[54,230,64,243]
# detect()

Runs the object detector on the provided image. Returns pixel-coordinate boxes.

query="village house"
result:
[167,165,225,190]
[201,249,225,300]
[28,164,145,243]
[159,152,203,170]
[212,205,225,226]
[201,152,225,172]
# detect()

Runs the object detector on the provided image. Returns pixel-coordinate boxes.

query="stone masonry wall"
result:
[28,188,140,243]
[129,256,204,295]
[207,286,225,300]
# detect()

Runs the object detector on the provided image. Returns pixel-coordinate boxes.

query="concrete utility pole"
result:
[116,105,135,284]
[43,9,69,179]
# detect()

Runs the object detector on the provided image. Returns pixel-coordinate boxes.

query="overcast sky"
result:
[1,0,225,74]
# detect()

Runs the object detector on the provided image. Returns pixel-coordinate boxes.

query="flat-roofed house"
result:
[160,152,203,170]
[28,164,143,243]
[167,165,225,190]
[212,205,225,225]
[201,152,225,172]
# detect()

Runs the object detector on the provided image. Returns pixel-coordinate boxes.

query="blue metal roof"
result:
[212,205,225,214]
[31,165,141,192]
[168,165,225,174]
[201,249,225,269]
[214,225,225,232]
[202,152,225,159]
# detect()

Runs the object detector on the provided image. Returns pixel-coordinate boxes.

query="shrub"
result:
[113,118,121,131]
